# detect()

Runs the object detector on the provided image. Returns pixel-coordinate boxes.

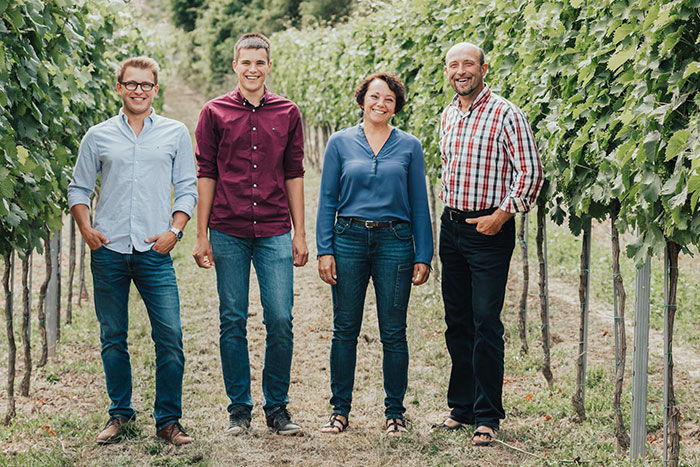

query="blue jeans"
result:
[90,247,184,430]
[439,209,515,430]
[209,229,294,417]
[329,218,415,419]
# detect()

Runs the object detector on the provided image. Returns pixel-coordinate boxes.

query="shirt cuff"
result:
[172,194,196,219]
[67,188,92,209]
[499,196,531,214]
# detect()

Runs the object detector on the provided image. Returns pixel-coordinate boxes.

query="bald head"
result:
[445,42,485,66]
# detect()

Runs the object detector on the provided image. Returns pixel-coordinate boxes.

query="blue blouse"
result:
[316,125,433,265]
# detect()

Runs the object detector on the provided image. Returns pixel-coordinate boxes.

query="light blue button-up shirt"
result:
[67,108,198,254]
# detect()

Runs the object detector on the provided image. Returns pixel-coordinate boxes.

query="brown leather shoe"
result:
[157,422,193,445]
[96,416,131,445]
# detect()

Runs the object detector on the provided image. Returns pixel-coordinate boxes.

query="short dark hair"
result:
[354,72,407,113]
[234,33,271,62]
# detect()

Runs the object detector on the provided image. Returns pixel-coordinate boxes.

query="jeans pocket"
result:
[393,263,414,309]
[392,223,413,242]
[333,219,350,236]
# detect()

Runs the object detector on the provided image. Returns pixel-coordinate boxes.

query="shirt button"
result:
[253,202,257,206]
[253,184,257,188]
[253,221,257,224]
[252,109,256,112]
[252,127,256,131]
[253,164,257,169]
[253,146,257,150]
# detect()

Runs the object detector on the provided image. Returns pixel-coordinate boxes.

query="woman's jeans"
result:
[329,218,415,419]
[90,246,184,430]
[209,229,294,417]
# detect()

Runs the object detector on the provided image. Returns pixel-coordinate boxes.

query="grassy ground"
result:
[2,77,700,466]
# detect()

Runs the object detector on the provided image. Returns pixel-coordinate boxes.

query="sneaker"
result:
[157,422,193,445]
[225,408,251,435]
[266,407,302,436]
[96,415,133,445]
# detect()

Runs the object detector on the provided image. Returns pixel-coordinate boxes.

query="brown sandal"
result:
[386,417,408,435]
[320,414,348,434]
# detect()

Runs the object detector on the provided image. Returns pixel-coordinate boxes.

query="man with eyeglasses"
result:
[68,56,197,446]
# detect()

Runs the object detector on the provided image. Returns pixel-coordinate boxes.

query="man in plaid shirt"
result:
[433,42,543,445]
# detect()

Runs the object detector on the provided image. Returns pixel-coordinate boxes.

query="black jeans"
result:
[439,208,515,430]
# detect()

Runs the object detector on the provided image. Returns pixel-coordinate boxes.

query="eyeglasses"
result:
[119,81,156,92]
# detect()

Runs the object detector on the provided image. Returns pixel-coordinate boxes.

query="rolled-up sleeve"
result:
[172,125,198,217]
[283,104,305,179]
[499,108,543,213]
[67,130,99,209]
[195,106,219,180]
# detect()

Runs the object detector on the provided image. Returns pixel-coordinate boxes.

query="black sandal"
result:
[386,417,408,435]
[320,414,348,434]
[472,426,497,446]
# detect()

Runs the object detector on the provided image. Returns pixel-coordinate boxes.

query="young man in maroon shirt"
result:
[193,33,308,436]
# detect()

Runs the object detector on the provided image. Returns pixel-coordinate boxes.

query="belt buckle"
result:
[364,220,377,228]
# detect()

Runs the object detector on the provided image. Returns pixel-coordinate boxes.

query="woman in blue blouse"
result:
[316,73,433,435]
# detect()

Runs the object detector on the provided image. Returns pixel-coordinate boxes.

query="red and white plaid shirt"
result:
[440,85,543,213]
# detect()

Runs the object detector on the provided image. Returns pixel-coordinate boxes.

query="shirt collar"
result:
[450,84,491,113]
[118,107,157,124]
[231,87,269,107]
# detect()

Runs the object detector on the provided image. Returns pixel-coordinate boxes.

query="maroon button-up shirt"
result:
[195,88,305,238]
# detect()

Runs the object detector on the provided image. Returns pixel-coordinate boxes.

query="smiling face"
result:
[116,66,158,119]
[233,48,271,99]
[445,43,488,101]
[361,79,396,127]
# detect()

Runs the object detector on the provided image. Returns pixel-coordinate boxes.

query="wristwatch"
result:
[169,226,183,241]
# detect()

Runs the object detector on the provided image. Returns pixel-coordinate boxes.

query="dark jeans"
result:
[91,246,184,430]
[329,218,415,419]
[439,209,515,430]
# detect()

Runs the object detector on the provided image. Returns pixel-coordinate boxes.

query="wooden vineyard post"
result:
[517,213,529,354]
[536,204,553,388]
[663,241,680,467]
[67,217,76,324]
[630,256,651,461]
[572,217,592,421]
[610,206,629,452]
[2,251,17,424]
[46,230,61,358]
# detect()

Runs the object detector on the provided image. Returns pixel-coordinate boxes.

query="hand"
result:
[292,232,309,267]
[192,236,214,269]
[146,231,177,254]
[81,226,109,250]
[465,209,514,236]
[318,255,337,285]
[412,263,430,286]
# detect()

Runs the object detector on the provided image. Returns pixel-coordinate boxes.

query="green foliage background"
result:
[0,0,166,256]
[268,0,700,262]
[171,0,355,93]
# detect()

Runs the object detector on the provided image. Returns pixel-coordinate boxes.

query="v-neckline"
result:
[359,124,394,157]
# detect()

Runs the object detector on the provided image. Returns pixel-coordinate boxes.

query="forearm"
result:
[196,177,216,238]
[70,204,92,234]
[285,177,306,236]
[172,211,190,231]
